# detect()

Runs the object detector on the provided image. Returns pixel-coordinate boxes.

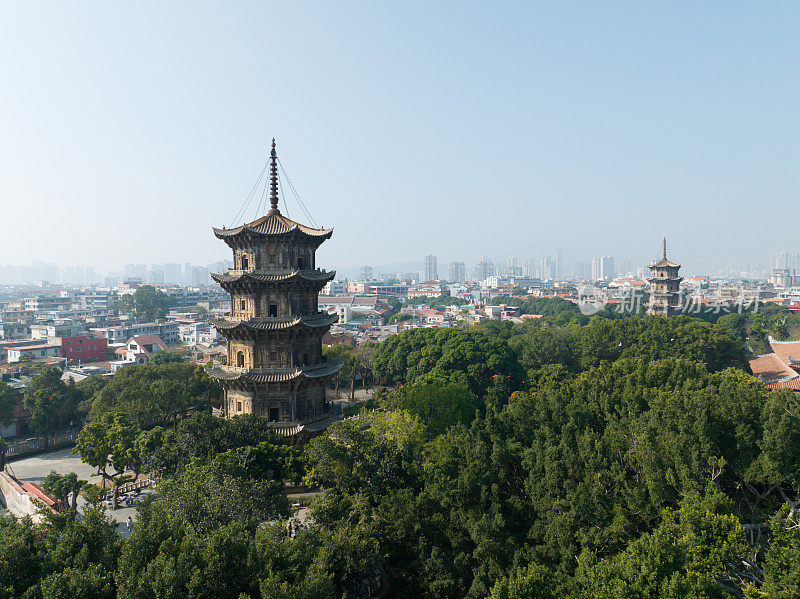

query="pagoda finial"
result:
[663,237,667,260]
[269,138,279,214]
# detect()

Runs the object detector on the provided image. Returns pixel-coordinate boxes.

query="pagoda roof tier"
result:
[646,276,683,282]
[207,361,342,384]
[648,258,681,268]
[211,269,336,286]
[212,313,338,332]
[213,212,333,242]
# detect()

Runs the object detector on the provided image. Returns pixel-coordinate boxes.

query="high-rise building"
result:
[772,251,790,270]
[449,261,466,283]
[360,266,374,280]
[575,261,591,281]
[618,260,632,276]
[524,258,536,277]
[540,256,555,280]
[208,140,341,430]
[554,250,564,280]
[164,263,182,284]
[124,264,147,281]
[474,257,495,282]
[647,239,682,316]
[424,255,438,281]
[505,256,522,277]
[591,255,615,281]
[148,264,165,284]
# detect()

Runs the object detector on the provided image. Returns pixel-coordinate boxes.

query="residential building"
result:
[575,261,591,281]
[61,336,108,364]
[321,280,347,295]
[7,344,61,363]
[359,266,374,280]
[113,335,168,367]
[424,255,438,282]
[449,261,466,283]
[474,257,495,281]
[554,250,564,279]
[30,322,84,340]
[90,321,179,345]
[0,322,30,340]
[592,255,615,281]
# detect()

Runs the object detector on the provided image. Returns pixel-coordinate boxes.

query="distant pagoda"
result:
[208,139,341,435]
[647,238,683,316]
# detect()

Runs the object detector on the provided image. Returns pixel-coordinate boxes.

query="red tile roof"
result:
[769,338,800,369]
[749,353,799,384]
[766,378,800,390]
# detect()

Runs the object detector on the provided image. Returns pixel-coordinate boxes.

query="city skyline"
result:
[2,3,799,273]
[0,244,795,286]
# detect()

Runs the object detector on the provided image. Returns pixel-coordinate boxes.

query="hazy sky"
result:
[1,2,798,275]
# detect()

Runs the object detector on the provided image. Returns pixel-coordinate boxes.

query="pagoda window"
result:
[241,255,249,270]
[236,351,245,368]
[268,407,279,422]
[303,353,309,365]
[240,299,247,312]
[269,304,278,317]
[298,257,305,270]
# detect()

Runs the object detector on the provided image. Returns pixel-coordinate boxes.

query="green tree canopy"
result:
[116,285,171,320]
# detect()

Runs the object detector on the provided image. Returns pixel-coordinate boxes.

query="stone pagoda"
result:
[647,238,683,316]
[208,140,341,433]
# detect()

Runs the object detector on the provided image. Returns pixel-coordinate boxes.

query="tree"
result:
[87,361,221,427]
[24,367,81,436]
[378,381,478,436]
[157,461,289,534]
[42,471,87,511]
[75,412,141,509]
[575,491,749,597]
[388,312,413,324]
[0,382,18,427]
[116,285,171,320]
[39,564,114,599]
[150,351,184,365]
[371,328,523,398]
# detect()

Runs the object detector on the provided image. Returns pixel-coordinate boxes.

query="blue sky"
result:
[1,2,798,275]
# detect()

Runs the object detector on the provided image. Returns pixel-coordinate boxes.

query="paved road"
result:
[6,447,151,534]
[7,447,99,486]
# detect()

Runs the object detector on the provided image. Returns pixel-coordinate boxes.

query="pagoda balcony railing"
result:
[225,267,330,276]
[216,362,339,376]
[217,311,332,322]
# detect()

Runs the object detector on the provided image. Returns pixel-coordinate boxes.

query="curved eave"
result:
[207,362,343,384]
[211,270,336,285]
[648,260,682,269]
[212,314,339,332]
[212,217,333,241]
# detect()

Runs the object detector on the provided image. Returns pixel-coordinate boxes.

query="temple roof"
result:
[210,269,336,285]
[213,212,333,241]
[648,258,682,268]
[212,313,338,332]
[207,361,342,384]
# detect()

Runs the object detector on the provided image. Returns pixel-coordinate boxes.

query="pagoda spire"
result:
[663,237,667,260]
[269,138,279,214]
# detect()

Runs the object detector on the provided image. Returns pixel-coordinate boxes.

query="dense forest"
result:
[1,304,800,598]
